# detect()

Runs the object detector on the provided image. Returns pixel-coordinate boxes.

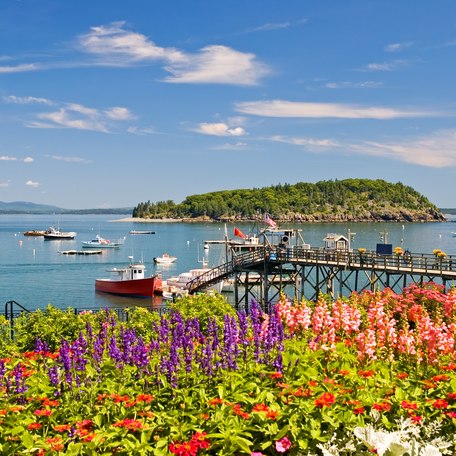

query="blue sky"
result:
[1,0,456,209]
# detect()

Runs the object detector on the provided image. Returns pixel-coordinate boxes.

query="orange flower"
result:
[46,437,64,452]
[314,392,335,408]
[54,424,71,432]
[34,409,52,417]
[27,422,42,430]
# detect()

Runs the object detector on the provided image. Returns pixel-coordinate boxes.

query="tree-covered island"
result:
[132,179,445,222]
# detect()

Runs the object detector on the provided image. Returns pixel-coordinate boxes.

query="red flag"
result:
[264,213,277,228]
[234,227,247,239]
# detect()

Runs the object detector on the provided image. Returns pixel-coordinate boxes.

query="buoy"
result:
[19,240,23,246]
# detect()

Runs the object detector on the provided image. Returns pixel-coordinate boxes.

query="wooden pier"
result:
[187,245,456,309]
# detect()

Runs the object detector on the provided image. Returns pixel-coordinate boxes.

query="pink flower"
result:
[275,436,291,453]
[251,453,265,456]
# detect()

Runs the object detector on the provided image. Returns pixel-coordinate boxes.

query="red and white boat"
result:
[95,256,161,297]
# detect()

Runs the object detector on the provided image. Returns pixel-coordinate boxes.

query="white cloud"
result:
[269,135,338,148]
[325,81,383,89]
[26,101,133,132]
[164,45,269,86]
[249,22,291,32]
[25,180,40,188]
[235,100,432,119]
[384,42,413,52]
[0,63,39,74]
[78,21,185,64]
[360,60,409,72]
[212,142,248,150]
[3,95,53,105]
[351,129,456,168]
[0,181,10,188]
[0,156,17,161]
[196,122,246,137]
[23,157,34,163]
[127,126,157,135]
[104,107,134,120]
[50,155,92,164]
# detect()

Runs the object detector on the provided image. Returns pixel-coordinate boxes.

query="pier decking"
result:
[187,246,456,309]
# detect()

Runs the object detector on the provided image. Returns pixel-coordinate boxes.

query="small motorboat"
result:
[129,230,155,235]
[95,256,161,297]
[81,234,125,248]
[43,226,77,240]
[153,253,177,264]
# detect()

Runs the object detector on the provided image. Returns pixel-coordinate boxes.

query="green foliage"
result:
[132,179,444,222]
[169,293,237,331]
[12,305,89,353]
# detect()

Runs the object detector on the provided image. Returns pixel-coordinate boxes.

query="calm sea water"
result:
[1,214,456,311]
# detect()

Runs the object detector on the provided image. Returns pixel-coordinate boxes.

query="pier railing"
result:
[187,246,456,293]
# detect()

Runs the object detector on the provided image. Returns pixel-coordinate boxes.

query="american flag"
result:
[264,213,277,228]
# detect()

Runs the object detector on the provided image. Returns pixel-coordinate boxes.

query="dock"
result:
[59,250,103,255]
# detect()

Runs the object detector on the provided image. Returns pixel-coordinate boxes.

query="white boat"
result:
[43,226,77,240]
[164,268,224,294]
[153,253,177,264]
[129,230,155,235]
[162,286,188,301]
[81,234,125,248]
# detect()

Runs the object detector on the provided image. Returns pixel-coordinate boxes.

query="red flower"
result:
[34,409,52,417]
[232,403,250,419]
[358,370,375,378]
[372,402,391,412]
[396,372,408,380]
[401,400,418,410]
[54,424,71,432]
[447,392,456,401]
[433,399,449,409]
[136,394,154,403]
[191,432,211,450]
[432,374,449,383]
[169,441,199,456]
[27,422,42,430]
[353,407,365,415]
[410,414,423,424]
[113,418,143,431]
[46,437,64,452]
[314,392,336,408]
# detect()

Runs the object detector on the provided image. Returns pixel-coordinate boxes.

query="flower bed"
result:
[0,284,455,454]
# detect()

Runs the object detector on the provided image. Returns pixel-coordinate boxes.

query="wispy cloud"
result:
[25,101,134,132]
[2,22,269,86]
[235,100,433,119]
[3,95,53,105]
[164,45,269,86]
[325,81,383,89]
[0,181,10,188]
[212,142,248,151]
[0,155,34,162]
[25,180,40,188]
[384,41,413,52]
[49,155,92,164]
[360,59,409,72]
[127,126,157,135]
[268,135,338,148]
[195,122,246,137]
[351,129,456,168]
[0,63,39,74]
[78,21,185,65]
[242,18,307,34]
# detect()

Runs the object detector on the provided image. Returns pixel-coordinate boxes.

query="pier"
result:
[188,229,456,309]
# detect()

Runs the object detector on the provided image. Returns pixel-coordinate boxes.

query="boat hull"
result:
[95,276,157,297]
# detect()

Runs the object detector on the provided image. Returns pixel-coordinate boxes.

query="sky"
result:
[1,0,456,209]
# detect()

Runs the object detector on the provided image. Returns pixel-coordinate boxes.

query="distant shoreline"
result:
[109,217,182,223]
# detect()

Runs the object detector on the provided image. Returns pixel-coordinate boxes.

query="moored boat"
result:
[164,267,224,294]
[81,234,125,248]
[153,253,177,264]
[43,226,77,240]
[129,230,155,235]
[23,230,47,236]
[95,256,160,297]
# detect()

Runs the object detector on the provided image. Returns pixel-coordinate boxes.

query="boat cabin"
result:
[108,263,146,281]
[323,233,349,251]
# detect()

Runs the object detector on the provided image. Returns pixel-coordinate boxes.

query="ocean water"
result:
[1,214,456,311]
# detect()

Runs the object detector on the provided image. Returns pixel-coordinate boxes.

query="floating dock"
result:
[59,250,103,255]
